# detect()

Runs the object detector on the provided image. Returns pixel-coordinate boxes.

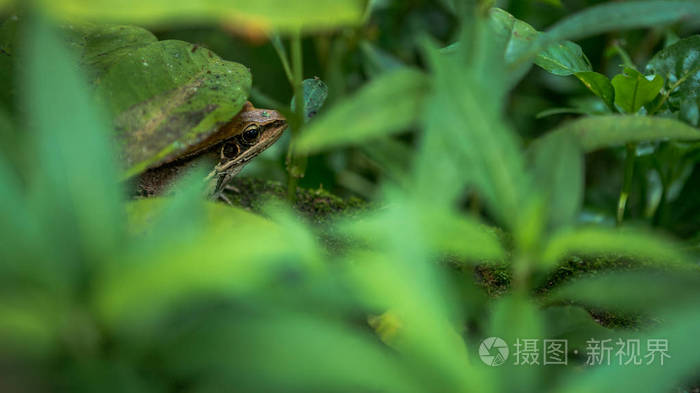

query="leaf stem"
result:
[271,34,294,85]
[286,31,305,202]
[611,42,637,71]
[617,143,636,225]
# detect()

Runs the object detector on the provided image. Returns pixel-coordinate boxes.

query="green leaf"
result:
[97,200,317,329]
[360,41,405,78]
[163,313,425,393]
[540,115,700,153]
[542,305,615,354]
[487,295,545,392]
[488,8,591,76]
[535,40,592,76]
[531,131,583,231]
[22,16,125,263]
[549,271,700,314]
[560,304,700,393]
[296,68,429,153]
[422,40,529,229]
[646,35,700,124]
[339,199,487,393]
[541,227,691,269]
[291,77,328,123]
[539,1,700,52]
[37,0,365,33]
[343,204,505,263]
[515,1,700,71]
[611,67,664,114]
[575,71,615,111]
[535,107,589,119]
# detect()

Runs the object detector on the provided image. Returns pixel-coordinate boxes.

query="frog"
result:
[49,23,288,200]
[135,101,286,202]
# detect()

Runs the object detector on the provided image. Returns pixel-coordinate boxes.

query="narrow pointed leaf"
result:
[296,68,429,153]
[539,115,700,153]
[542,227,691,269]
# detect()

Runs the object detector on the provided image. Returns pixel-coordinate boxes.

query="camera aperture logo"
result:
[479,337,509,366]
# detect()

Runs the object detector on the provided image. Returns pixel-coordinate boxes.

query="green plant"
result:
[1,1,700,393]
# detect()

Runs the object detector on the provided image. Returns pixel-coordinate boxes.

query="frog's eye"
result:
[222,142,240,159]
[242,124,260,144]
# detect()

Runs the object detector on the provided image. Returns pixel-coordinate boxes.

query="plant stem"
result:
[617,144,637,225]
[611,42,637,70]
[286,30,305,202]
[271,34,294,85]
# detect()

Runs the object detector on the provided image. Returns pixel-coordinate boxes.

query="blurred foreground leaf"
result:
[163,312,426,393]
[97,199,321,330]
[36,0,365,33]
[297,68,429,153]
[424,37,529,230]
[22,16,125,267]
[531,131,583,231]
[560,304,700,393]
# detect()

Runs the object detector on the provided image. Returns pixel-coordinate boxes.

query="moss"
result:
[473,255,658,329]
[222,177,367,223]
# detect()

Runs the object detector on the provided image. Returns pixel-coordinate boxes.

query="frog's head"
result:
[207,102,287,195]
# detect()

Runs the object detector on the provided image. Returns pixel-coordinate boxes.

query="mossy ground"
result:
[223,177,366,223]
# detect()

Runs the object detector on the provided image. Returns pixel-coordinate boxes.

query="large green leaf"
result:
[540,115,700,153]
[296,68,429,153]
[340,199,488,393]
[162,312,426,393]
[22,16,125,265]
[611,67,664,114]
[97,199,319,329]
[37,0,365,33]
[646,35,700,125]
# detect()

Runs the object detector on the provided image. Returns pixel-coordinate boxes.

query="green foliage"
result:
[611,67,664,114]
[575,71,615,111]
[646,35,700,125]
[292,77,329,123]
[297,68,429,153]
[2,1,700,393]
[541,115,700,152]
